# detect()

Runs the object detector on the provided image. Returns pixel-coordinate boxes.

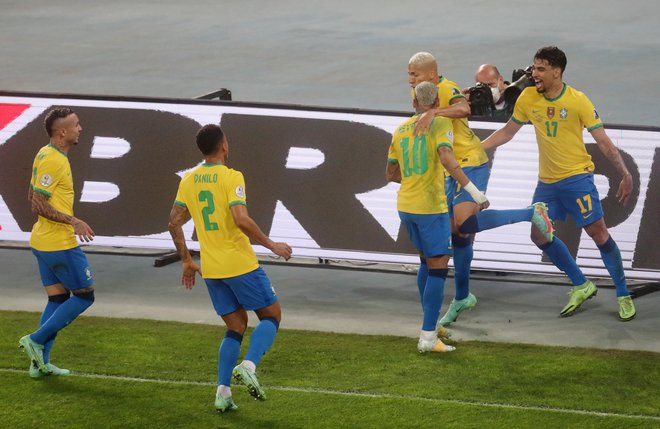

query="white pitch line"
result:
[1,368,658,422]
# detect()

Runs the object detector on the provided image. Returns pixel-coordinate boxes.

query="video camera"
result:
[502,66,534,106]
[467,83,495,116]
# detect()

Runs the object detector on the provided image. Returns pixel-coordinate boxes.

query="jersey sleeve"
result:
[387,135,399,164]
[227,171,247,207]
[430,117,454,149]
[438,81,465,108]
[578,93,603,132]
[511,91,530,125]
[174,182,187,208]
[31,157,64,197]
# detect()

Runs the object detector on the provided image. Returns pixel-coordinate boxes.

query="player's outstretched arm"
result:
[230,204,292,260]
[438,146,490,210]
[481,119,523,151]
[168,204,201,289]
[591,127,633,205]
[31,191,94,242]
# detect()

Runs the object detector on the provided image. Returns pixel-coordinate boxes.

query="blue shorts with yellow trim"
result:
[532,173,604,228]
[399,211,452,258]
[204,267,277,316]
[445,163,490,218]
[31,247,94,290]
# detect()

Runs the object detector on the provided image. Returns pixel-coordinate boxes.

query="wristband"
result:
[464,182,488,204]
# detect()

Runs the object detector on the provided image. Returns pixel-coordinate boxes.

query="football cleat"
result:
[19,335,46,372]
[531,202,554,242]
[439,293,477,326]
[560,281,597,317]
[417,338,455,353]
[617,295,636,322]
[232,364,266,401]
[29,362,71,379]
[215,395,238,413]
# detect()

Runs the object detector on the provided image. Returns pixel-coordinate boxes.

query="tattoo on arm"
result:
[31,191,76,225]
[168,204,192,261]
[601,143,630,177]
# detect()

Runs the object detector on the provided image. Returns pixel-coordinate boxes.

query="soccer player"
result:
[408,52,554,326]
[482,46,636,321]
[387,81,490,352]
[19,108,96,378]
[168,124,292,412]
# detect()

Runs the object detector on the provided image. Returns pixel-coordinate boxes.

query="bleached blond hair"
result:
[414,81,438,107]
[408,52,438,70]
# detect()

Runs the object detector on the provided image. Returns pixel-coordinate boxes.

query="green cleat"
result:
[618,296,636,321]
[531,202,554,242]
[29,362,71,379]
[29,361,44,379]
[19,335,46,372]
[215,395,238,413]
[232,365,266,401]
[560,281,597,317]
[438,293,477,326]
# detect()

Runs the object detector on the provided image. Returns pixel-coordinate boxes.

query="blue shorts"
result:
[399,211,452,258]
[532,173,604,228]
[204,267,277,316]
[445,163,490,218]
[31,247,94,290]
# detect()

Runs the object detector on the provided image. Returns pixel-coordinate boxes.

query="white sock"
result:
[241,360,256,373]
[216,384,231,398]
[420,330,436,342]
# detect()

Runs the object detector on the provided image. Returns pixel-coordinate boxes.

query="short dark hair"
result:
[534,46,567,74]
[196,124,224,155]
[44,107,75,137]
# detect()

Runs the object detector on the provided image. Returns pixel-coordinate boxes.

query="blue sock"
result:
[422,269,447,331]
[40,293,70,363]
[459,208,534,234]
[218,330,243,386]
[244,317,279,366]
[452,235,473,300]
[538,239,586,286]
[417,258,428,307]
[597,236,629,297]
[30,291,94,345]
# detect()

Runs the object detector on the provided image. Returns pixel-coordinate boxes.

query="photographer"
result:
[465,64,514,119]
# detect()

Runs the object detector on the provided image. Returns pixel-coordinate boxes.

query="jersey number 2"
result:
[198,191,219,231]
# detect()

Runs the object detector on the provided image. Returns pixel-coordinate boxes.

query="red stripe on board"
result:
[0,103,31,131]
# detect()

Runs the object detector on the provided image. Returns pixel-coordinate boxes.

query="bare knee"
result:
[255,301,281,323]
[583,220,609,245]
[425,255,450,269]
[222,308,248,334]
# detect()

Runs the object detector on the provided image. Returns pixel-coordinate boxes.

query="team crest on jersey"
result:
[594,109,600,119]
[39,174,53,187]
[446,130,454,142]
[235,185,245,198]
[452,88,460,96]
[546,107,555,119]
[560,108,568,119]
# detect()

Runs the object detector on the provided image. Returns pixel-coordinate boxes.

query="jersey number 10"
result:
[399,136,429,177]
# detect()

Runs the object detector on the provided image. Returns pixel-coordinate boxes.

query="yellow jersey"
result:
[388,115,453,214]
[174,163,259,279]
[437,77,489,167]
[29,144,78,251]
[512,84,602,183]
